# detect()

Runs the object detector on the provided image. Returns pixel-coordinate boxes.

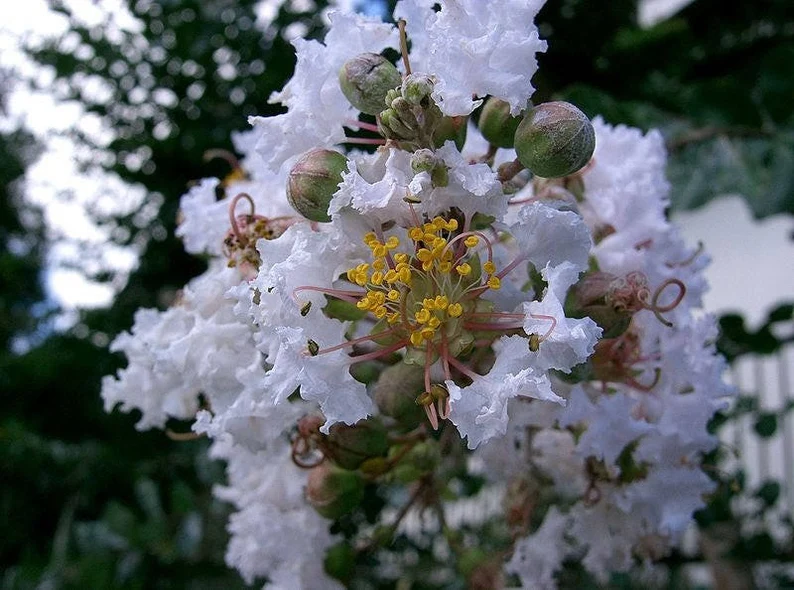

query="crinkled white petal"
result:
[394,0,547,115]
[560,386,654,466]
[101,264,261,429]
[523,262,601,373]
[448,335,564,449]
[249,12,396,173]
[506,507,570,590]
[509,201,593,274]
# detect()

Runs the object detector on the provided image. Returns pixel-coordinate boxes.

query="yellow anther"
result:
[428,316,441,329]
[448,303,463,317]
[434,295,449,310]
[356,298,369,309]
[394,253,409,264]
[464,236,479,248]
[456,263,472,276]
[438,261,452,273]
[423,223,436,233]
[357,263,370,273]
[441,249,453,262]
[372,245,387,258]
[372,258,386,271]
[420,327,435,340]
[363,232,378,245]
[432,217,446,230]
[371,271,384,286]
[409,227,424,241]
[415,308,431,324]
[487,276,502,290]
[384,269,399,283]
[374,305,387,319]
[410,331,424,347]
[483,261,496,274]
[417,249,433,262]
[432,237,447,249]
[422,298,436,311]
[387,289,400,301]
[421,260,433,272]
[385,236,400,249]
[372,291,386,305]
[399,267,413,283]
[445,219,459,231]
[346,268,356,282]
[355,274,368,287]
[387,312,401,324]
[423,232,437,244]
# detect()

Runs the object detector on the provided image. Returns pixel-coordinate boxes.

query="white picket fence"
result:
[724,345,794,509]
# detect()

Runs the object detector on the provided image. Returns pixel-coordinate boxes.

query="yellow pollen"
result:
[448,303,463,317]
[445,219,459,231]
[487,276,502,290]
[438,261,452,273]
[483,261,496,274]
[434,295,449,310]
[394,253,409,264]
[371,271,384,285]
[415,308,431,324]
[387,312,401,324]
[409,227,424,241]
[456,263,472,276]
[417,249,433,262]
[372,258,386,271]
[387,289,400,301]
[420,327,435,340]
[364,232,378,245]
[427,316,441,329]
[410,331,424,346]
[374,305,387,319]
[385,236,400,249]
[372,245,387,258]
[464,236,479,247]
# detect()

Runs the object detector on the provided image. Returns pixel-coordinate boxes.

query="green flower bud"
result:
[432,115,468,150]
[325,419,389,470]
[372,363,425,428]
[338,53,402,116]
[410,148,437,174]
[305,462,364,520]
[514,101,595,178]
[478,97,522,148]
[324,541,356,584]
[286,149,348,222]
[401,73,434,105]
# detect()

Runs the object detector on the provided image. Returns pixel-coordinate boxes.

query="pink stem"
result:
[346,339,408,365]
[529,312,557,342]
[293,285,365,305]
[496,254,527,280]
[229,193,255,244]
[315,327,401,356]
[342,137,387,146]
[446,355,480,381]
[463,321,524,331]
[345,119,381,133]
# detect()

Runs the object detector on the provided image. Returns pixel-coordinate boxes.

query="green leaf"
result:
[754,413,778,438]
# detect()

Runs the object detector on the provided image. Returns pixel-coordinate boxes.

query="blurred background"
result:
[0,0,792,587]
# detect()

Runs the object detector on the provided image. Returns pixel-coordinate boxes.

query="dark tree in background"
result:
[1,0,793,588]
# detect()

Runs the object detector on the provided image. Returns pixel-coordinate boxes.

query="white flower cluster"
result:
[101,2,731,587]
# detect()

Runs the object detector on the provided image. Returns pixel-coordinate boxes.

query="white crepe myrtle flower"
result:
[249,11,397,173]
[394,0,548,115]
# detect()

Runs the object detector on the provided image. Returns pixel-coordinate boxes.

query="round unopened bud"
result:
[325,419,389,470]
[306,462,364,520]
[401,73,434,105]
[287,149,348,222]
[372,363,425,428]
[339,53,402,116]
[432,115,468,150]
[514,101,595,178]
[478,97,522,148]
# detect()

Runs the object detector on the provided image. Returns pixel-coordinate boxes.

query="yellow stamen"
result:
[455,263,472,276]
[464,236,479,248]
[448,303,463,317]
[483,261,496,274]
[487,276,501,290]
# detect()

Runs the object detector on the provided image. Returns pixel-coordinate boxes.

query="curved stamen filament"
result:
[496,254,527,280]
[627,368,662,392]
[446,355,480,382]
[312,327,402,356]
[343,137,387,146]
[463,321,524,331]
[345,119,381,133]
[529,312,557,342]
[204,148,240,169]
[345,339,409,365]
[293,286,366,305]
[442,230,494,265]
[229,193,256,245]
[652,278,686,312]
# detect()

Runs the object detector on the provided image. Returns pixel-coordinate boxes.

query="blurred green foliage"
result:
[1,0,793,587]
